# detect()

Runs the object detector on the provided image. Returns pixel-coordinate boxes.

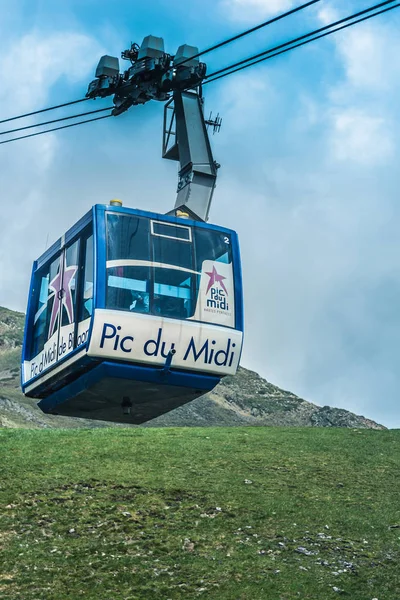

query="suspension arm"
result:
[163,90,218,222]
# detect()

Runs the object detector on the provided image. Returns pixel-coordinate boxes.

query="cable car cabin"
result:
[21,204,244,424]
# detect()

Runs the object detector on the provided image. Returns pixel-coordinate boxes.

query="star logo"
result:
[205,266,228,295]
[48,259,78,338]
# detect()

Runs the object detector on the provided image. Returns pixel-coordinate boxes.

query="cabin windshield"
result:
[106,213,235,326]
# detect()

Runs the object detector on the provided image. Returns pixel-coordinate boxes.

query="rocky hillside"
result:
[0,306,385,430]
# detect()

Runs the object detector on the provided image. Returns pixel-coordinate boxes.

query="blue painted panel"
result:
[38,360,220,414]
[84,207,97,349]
[94,205,107,309]
[231,230,244,333]
[102,362,219,389]
[21,261,37,380]
[65,209,93,246]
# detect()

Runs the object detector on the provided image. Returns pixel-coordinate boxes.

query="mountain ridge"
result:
[0,306,385,430]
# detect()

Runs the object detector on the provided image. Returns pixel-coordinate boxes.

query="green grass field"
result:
[1,427,399,599]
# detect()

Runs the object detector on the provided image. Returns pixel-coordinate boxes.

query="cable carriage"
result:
[21,36,244,423]
[22,204,243,423]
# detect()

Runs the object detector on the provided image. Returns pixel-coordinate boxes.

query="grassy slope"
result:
[1,427,399,599]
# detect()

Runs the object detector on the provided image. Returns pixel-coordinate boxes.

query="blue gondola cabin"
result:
[21,203,244,423]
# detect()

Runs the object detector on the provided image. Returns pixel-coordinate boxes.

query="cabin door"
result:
[25,230,95,387]
[49,239,80,365]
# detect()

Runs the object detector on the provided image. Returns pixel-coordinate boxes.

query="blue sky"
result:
[1,0,400,428]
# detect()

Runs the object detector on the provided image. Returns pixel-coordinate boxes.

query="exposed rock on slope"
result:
[0,306,385,430]
[146,366,385,429]
[0,306,24,350]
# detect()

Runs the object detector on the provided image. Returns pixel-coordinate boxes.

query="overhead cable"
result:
[204,1,400,85]
[0,106,114,137]
[0,114,112,145]
[205,0,399,82]
[1,1,398,145]
[0,1,320,125]
[176,0,322,66]
[0,97,89,125]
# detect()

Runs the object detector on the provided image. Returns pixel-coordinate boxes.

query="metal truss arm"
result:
[163,90,218,222]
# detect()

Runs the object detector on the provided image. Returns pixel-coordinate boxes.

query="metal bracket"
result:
[162,90,218,222]
[205,112,222,134]
[162,348,176,374]
[121,396,133,415]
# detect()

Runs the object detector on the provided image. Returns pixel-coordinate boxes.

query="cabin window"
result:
[79,235,94,321]
[60,240,79,329]
[107,214,150,261]
[152,232,195,318]
[107,265,151,313]
[105,213,236,326]
[194,228,232,270]
[153,268,194,319]
[30,256,61,358]
[152,231,192,270]
[106,215,151,312]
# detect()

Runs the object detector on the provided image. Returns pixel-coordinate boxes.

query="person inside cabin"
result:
[154,294,186,319]
[130,290,150,313]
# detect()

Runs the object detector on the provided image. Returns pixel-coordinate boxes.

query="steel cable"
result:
[205,0,399,82]
[0,97,90,125]
[0,114,112,145]
[0,106,114,137]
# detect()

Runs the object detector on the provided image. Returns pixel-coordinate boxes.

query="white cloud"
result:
[329,109,394,165]
[0,31,103,114]
[335,25,400,92]
[221,0,295,22]
[316,16,400,167]
[213,70,275,133]
[0,30,103,311]
[317,5,339,26]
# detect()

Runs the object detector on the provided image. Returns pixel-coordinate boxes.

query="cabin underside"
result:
[37,361,219,424]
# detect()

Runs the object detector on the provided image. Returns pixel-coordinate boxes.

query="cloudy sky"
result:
[1,0,399,428]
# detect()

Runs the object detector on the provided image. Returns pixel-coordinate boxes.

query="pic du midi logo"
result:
[205,266,229,311]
